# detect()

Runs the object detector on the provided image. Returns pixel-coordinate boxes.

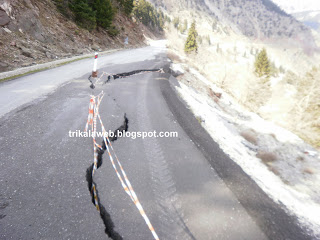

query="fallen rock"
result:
[0,9,10,26]
[45,51,52,59]
[20,47,34,58]
[3,27,11,33]
[91,44,100,51]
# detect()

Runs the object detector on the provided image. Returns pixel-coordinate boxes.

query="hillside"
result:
[151,0,317,51]
[0,0,156,72]
[155,0,320,235]
[292,11,320,33]
[156,0,320,148]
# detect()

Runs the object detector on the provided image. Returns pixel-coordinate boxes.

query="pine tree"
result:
[132,0,163,31]
[184,21,198,53]
[91,0,114,29]
[173,17,179,29]
[180,19,187,33]
[70,0,96,31]
[123,0,134,15]
[254,48,271,77]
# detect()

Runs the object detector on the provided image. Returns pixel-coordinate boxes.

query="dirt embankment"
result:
[0,0,158,73]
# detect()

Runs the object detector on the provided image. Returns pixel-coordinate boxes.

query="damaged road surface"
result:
[0,41,313,240]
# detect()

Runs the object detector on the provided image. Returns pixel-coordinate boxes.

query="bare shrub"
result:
[256,151,277,163]
[240,129,258,145]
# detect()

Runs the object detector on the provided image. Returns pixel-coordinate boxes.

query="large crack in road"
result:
[88,69,163,89]
[85,113,129,239]
[85,68,163,238]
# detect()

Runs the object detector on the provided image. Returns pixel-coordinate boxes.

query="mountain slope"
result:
[293,11,320,32]
[151,0,317,51]
[272,0,320,33]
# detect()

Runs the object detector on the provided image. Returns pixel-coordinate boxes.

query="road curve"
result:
[0,42,312,240]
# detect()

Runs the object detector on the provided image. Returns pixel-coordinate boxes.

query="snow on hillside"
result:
[171,61,320,239]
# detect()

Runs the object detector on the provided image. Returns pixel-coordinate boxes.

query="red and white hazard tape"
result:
[85,91,160,240]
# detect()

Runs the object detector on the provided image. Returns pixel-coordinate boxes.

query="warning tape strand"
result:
[85,91,159,240]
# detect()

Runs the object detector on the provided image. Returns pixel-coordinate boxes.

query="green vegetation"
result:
[52,0,135,34]
[132,0,164,31]
[115,0,134,16]
[184,21,198,53]
[70,0,97,31]
[0,56,90,83]
[91,0,114,29]
[179,19,187,34]
[173,17,179,29]
[52,0,71,17]
[254,48,271,78]
[0,68,50,83]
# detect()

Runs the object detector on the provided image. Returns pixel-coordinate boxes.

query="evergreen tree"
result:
[254,48,271,77]
[91,0,114,29]
[184,21,198,53]
[180,19,187,33]
[173,17,179,29]
[123,0,134,15]
[70,0,96,31]
[132,0,163,31]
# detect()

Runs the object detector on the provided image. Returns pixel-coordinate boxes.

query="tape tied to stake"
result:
[85,91,160,240]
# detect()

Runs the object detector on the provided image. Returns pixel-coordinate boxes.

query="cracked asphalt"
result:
[0,43,312,240]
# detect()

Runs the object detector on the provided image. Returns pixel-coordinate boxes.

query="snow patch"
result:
[176,66,320,238]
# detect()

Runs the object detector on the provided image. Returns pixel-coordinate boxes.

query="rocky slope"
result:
[0,0,153,73]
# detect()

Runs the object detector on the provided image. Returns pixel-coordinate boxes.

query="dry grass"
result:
[167,51,182,63]
[240,129,258,145]
[256,151,277,163]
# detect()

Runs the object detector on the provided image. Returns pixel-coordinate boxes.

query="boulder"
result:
[91,44,100,51]
[45,51,52,59]
[0,9,10,26]
[20,47,34,58]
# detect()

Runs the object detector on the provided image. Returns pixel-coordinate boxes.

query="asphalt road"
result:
[0,42,313,240]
